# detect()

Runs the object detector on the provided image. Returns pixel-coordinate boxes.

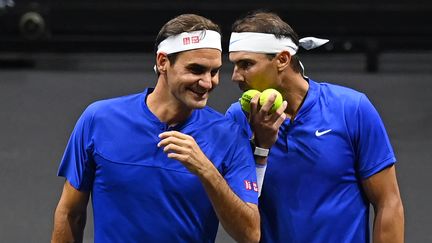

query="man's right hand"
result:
[248,92,287,149]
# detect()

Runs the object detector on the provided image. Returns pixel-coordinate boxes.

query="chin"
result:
[193,101,207,109]
[184,99,207,110]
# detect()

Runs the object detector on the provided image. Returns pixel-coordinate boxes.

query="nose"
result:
[198,73,213,90]
[231,66,244,84]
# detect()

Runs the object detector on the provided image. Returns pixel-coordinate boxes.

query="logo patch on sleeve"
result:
[252,182,258,192]
[244,180,252,190]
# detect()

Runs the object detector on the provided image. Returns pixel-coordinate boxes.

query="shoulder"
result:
[196,106,233,124]
[318,81,365,101]
[313,80,368,112]
[84,92,143,118]
[196,106,246,134]
[226,102,243,116]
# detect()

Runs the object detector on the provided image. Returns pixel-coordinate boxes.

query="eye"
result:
[189,66,205,75]
[238,60,253,70]
[210,68,220,77]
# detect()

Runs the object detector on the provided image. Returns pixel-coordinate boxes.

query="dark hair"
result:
[232,10,303,73]
[155,14,221,64]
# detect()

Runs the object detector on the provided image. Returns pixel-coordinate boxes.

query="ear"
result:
[156,52,169,74]
[276,51,292,72]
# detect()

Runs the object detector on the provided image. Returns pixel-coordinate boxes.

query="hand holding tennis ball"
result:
[259,88,283,113]
[239,89,261,113]
[240,88,283,113]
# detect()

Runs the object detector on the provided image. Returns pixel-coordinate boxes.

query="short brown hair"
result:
[232,10,303,73]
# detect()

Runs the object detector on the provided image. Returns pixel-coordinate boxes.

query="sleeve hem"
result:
[360,155,396,179]
[57,173,91,192]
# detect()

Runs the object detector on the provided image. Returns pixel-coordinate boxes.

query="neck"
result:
[280,73,309,119]
[147,81,192,125]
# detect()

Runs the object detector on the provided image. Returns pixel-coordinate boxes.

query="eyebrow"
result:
[186,63,222,71]
[231,58,255,63]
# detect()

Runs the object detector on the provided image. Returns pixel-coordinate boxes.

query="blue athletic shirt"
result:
[58,88,258,243]
[226,79,396,243]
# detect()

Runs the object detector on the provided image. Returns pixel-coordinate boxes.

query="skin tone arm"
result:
[158,131,260,243]
[362,165,405,243]
[51,181,90,243]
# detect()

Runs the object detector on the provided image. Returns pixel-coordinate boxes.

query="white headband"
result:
[157,30,222,54]
[229,32,328,55]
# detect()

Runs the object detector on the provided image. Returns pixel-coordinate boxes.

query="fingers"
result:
[249,99,287,148]
[158,131,189,140]
[158,134,189,161]
[157,131,210,175]
[249,92,261,118]
[250,92,277,115]
[272,100,288,120]
[259,93,277,115]
[158,131,192,152]
[158,137,188,154]
[250,92,286,117]
[158,131,199,159]
[273,101,288,127]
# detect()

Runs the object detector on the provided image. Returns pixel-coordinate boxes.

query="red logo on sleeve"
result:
[252,182,258,192]
[244,180,252,190]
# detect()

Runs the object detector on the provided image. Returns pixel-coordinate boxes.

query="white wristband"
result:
[254,146,269,157]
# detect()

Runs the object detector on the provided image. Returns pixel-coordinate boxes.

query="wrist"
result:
[253,146,269,157]
[250,134,271,149]
[197,162,220,181]
[250,137,270,157]
[255,154,268,165]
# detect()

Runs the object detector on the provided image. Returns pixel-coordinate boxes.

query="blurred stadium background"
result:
[1,1,431,242]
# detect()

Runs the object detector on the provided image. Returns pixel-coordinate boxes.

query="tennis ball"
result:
[239,89,261,113]
[259,88,283,113]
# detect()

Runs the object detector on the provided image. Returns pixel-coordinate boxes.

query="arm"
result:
[362,165,404,243]
[199,164,260,243]
[249,93,287,195]
[158,131,260,243]
[52,180,90,243]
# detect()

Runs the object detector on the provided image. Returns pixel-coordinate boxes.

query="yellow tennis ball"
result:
[239,89,261,113]
[259,88,283,113]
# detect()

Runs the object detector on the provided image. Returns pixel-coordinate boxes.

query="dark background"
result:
[2,0,432,72]
[1,1,432,242]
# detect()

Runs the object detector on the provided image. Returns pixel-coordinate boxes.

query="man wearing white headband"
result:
[225,10,404,243]
[52,14,260,243]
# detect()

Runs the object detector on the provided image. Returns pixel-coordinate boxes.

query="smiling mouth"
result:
[189,88,208,97]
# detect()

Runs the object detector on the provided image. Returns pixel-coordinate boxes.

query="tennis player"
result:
[226,10,404,243]
[52,13,260,243]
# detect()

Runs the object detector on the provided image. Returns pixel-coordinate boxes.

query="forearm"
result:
[372,201,404,243]
[198,165,260,243]
[52,208,86,243]
[157,131,260,241]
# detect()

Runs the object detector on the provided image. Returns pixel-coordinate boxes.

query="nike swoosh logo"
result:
[315,129,332,137]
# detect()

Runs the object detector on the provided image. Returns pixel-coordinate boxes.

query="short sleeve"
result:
[57,106,96,191]
[225,102,253,139]
[223,124,258,204]
[355,94,396,179]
